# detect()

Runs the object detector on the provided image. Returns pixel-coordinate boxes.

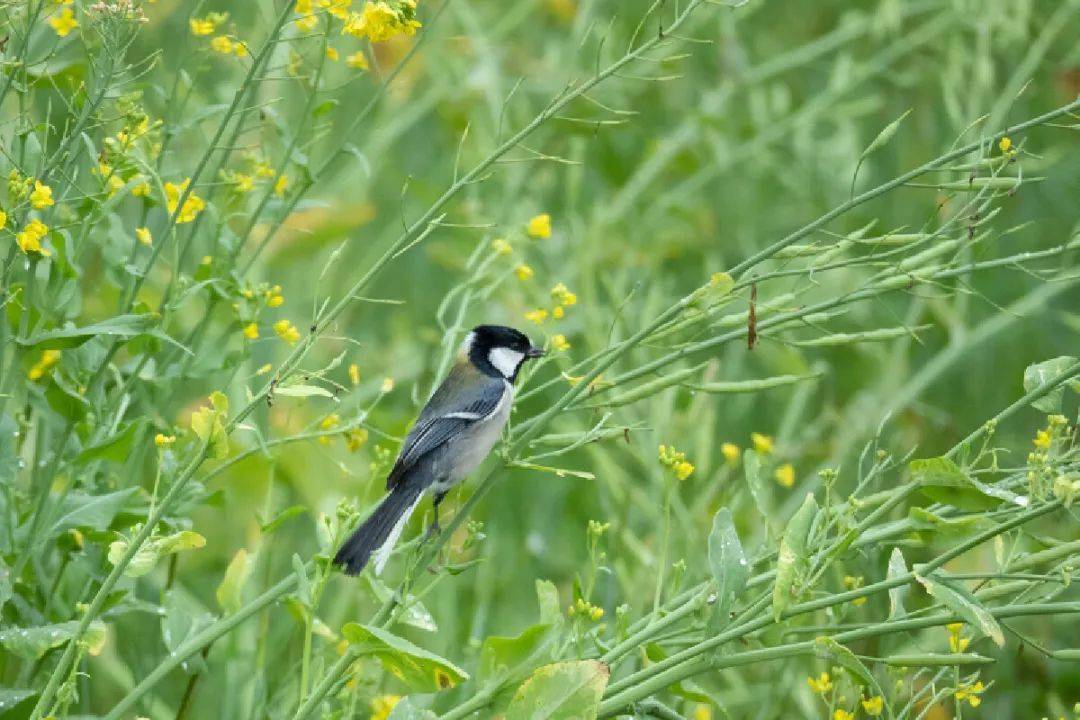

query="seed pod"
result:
[885,653,995,667]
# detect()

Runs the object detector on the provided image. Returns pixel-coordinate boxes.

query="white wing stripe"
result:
[373,492,423,576]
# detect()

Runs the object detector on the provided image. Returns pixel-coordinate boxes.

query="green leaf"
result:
[387,697,437,720]
[275,384,335,398]
[0,688,37,713]
[504,660,609,720]
[161,590,215,674]
[815,637,892,719]
[16,314,159,350]
[0,621,106,660]
[50,488,137,537]
[478,623,556,687]
[191,391,230,459]
[708,507,749,621]
[366,576,436,632]
[536,579,561,626]
[773,492,818,621]
[908,507,994,536]
[915,572,1004,647]
[216,548,253,614]
[1023,356,1079,412]
[76,421,142,464]
[743,449,768,519]
[258,505,307,534]
[342,623,469,692]
[886,548,909,620]
[108,530,206,578]
[911,457,1002,511]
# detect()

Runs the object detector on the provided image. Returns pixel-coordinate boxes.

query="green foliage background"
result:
[1,0,1078,718]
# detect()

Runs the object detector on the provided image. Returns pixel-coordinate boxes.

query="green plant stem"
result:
[597,601,1080,716]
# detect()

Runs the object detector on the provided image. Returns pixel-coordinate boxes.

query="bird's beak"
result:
[525,346,546,359]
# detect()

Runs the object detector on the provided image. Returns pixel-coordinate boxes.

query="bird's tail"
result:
[333,480,424,576]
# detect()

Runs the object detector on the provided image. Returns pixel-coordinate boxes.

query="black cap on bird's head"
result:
[463,324,544,381]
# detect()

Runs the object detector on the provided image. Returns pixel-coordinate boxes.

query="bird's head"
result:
[460,324,545,381]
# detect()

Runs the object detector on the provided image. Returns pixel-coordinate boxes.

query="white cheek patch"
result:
[458,331,476,357]
[488,347,525,378]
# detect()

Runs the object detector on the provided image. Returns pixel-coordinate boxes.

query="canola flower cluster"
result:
[658,444,695,481]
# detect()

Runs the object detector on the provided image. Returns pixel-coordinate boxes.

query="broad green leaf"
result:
[156,530,207,554]
[216,548,253,614]
[342,623,468,692]
[0,688,37,713]
[886,548,909,620]
[773,493,818,621]
[504,660,609,720]
[76,421,141,463]
[161,590,215,674]
[708,507,749,621]
[50,488,137,537]
[911,457,1001,511]
[478,623,556,687]
[1023,356,1079,412]
[915,572,1004,647]
[0,621,106,660]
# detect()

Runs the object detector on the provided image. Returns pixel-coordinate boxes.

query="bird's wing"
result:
[386,365,507,490]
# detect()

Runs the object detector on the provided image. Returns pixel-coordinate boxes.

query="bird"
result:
[333,324,545,576]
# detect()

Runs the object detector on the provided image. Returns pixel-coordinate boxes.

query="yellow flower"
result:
[154,433,176,448]
[135,227,152,246]
[190,17,215,35]
[550,282,577,306]
[833,710,854,720]
[515,264,534,280]
[242,323,259,340]
[16,219,50,256]
[551,334,570,352]
[273,319,300,345]
[131,180,151,197]
[345,427,369,451]
[524,309,549,325]
[807,671,832,694]
[371,695,402,720]
[693,706,713,720]
[346,51,369,70]
[348,363,360,386]
[721,443,740,463]
[210,35,235,54]
[326,47,339,61]
[342,1,420,42]
[491,237,512,255]
[843,575,866,606]
[28,349,62,380]
[0,210,6,230]
[861,696,884,716]
[274,174,289,197]
[48,7,78,37]
[1033,429,1051,449]
[234,41,248,57]
[949,634,970,653]
[254,161,276,178]
[267,286,285,307]
[381,377,395,393]
[319,413,340,444]
[674,461,695,481]
[999,136,1012,154]
[589,605,604,621]
[233,173,254,193]
[256,363,273,376]
[751,432,773,454]
[527,212,551,238]
[295,13,318,31]
[295,0,313,11]
[774,463,795,488]
[164,179,206,224]
[30,180,54,209]
[659,444,694,480]
[954,681,985,708]
[552,305,565,319]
